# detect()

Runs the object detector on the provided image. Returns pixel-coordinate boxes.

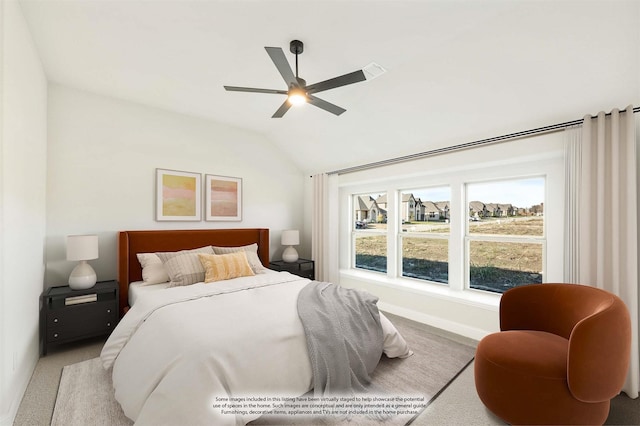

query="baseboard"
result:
[378,301,489,342]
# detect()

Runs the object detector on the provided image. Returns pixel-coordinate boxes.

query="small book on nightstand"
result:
[64,294,98,305]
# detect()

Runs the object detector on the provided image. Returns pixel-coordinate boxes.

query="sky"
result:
[404,176,545,209]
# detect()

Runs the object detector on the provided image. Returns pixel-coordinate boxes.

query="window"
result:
[466,177,545,293]
[340,135,563,316]
[400,187,450,284]
[342,137,563,292]
[352,193,387,273]
[347,177,548,294]
[347,177,549,292]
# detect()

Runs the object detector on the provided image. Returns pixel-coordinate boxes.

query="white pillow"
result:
[211,243,268,274]
[136,253,170,285]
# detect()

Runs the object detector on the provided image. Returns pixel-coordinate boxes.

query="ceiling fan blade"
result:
[305,70,366,94]
[307,95,346,116]
[224,86,287,95]
[265,47,298,87]
[272,100,292,118]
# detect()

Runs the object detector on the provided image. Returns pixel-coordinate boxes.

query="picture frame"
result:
[156,168,202,221]
[205,174,242,221]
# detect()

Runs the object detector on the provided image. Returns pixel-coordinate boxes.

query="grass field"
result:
[355,217,544,293]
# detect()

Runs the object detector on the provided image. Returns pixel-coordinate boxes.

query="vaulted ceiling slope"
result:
[18,0,640,174]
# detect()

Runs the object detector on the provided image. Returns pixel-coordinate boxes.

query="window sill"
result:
[339,268,501,310]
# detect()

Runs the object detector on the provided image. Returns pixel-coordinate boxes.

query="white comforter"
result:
[101,271,410,425]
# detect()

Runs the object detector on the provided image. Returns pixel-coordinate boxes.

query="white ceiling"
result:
[18,0,640,174]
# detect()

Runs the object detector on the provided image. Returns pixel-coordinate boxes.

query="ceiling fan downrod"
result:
[290,39,304,85]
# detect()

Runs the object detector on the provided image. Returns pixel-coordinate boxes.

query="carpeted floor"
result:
[14,313,640,426]
[14,336,107,426]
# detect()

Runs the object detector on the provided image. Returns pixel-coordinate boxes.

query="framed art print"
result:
[156,168,202,221]
[205,174,242,221]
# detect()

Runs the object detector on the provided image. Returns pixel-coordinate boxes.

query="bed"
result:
[101,228,411,425]
[116,228,270,316]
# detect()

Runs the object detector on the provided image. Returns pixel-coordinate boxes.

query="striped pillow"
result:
[198,252,255,283]
[156,246,214,287]
[211,243,267,274]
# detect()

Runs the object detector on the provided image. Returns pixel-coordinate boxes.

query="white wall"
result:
[0,1,48,425]
[45,84,306,286]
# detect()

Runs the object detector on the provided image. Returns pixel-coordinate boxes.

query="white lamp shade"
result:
[67,235,99,261]
[281,230,300,246]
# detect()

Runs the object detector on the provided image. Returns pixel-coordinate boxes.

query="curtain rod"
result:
[327,106,640,176]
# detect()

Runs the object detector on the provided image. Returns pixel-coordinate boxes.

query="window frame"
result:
[340,151,564,305]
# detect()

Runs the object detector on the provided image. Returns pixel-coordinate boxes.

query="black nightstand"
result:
[269,258,315,280]
[40,280,119,355]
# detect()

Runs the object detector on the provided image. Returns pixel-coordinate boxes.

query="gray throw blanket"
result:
[297,281,384,396]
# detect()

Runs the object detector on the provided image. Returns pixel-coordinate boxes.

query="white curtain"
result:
[563,126,582,283]
[311,173,339,283]
[564,105,639,398]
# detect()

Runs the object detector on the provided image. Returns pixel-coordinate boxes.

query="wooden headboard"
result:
[117,228,270,317]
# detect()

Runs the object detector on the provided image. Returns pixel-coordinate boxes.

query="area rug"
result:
[52,313,476,426]
[51,357,132,426]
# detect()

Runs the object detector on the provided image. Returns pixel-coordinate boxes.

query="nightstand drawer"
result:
[46,301,117,343]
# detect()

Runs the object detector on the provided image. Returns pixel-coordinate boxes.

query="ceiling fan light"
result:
[287,88,307,106]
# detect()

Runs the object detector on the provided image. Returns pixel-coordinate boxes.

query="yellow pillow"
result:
[198,252,255,283]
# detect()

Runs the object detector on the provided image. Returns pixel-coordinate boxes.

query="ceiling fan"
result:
[224,40,366,118]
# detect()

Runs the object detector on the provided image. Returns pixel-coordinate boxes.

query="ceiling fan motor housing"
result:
[290,40,304,55]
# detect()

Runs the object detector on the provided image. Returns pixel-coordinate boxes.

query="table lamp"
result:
[67,234,99,290]
[281,230,299,263]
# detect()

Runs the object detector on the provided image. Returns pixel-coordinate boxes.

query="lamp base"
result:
[69,261,97,290]
[282,246,299,263]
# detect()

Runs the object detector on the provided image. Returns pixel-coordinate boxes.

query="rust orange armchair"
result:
[474,283,631,425]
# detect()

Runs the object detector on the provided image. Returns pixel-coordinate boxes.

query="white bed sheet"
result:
[128,281,170,307]
[103,272,411,425]
[128,270,280,307]
[128,268,278,306]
